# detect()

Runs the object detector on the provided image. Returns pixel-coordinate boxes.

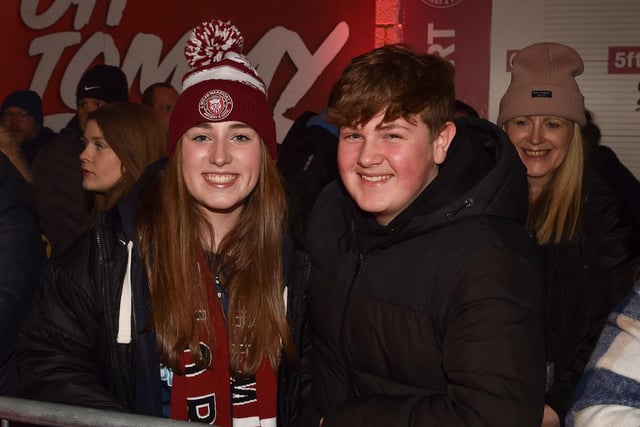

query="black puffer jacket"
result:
[31,116,94,255]
[16,202,151,413]
[543,169,636,423]
[305,118,546,426]
[0,151,45,395]
[17,159,308,425]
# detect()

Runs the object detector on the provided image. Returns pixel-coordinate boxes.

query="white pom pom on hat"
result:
[168,19,277,158]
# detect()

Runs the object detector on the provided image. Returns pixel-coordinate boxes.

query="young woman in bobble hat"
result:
[498,42,636,427]
[17,19,305,427]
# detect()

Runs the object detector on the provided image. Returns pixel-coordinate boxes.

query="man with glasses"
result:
[1,90,57,165]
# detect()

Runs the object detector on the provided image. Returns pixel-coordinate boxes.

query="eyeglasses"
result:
[2,111,31,121]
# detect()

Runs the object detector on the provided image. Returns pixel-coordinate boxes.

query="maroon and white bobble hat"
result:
[168,19,277,159]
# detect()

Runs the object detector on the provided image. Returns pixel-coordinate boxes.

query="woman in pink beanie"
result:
[17,19,303,427]
[498,42,636,427]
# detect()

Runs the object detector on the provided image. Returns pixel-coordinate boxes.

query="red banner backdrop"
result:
[0,0,375,139]
[402,0,492,118]
[0,1,493,136]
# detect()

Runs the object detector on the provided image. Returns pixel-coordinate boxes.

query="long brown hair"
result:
[326,44,455,132]
[87,102,166,210]
[137,139,292,377]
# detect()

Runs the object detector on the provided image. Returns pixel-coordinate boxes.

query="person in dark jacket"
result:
[497,42,636,427]
[141,82,179,135]
[277,108,339,248]
[0,128,45,395]
[30,63,129,255]
[17,19,302,427]
[583,109,640,258]
[304,44,546,426]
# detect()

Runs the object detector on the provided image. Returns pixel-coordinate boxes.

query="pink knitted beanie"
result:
[497,42,586,127]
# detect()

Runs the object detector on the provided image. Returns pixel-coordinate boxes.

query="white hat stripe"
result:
[181,65,266,95]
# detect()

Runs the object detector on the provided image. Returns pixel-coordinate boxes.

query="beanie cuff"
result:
[183,64,266,95]
[498,84,586,127]
[168,80,277,159]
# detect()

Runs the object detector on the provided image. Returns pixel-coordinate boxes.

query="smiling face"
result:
[181,121,262,229]
[79,119,123,194]
[337,112,454,226]
[504,115,574,191]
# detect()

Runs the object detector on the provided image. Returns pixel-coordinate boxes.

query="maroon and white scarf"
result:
[170,262,278,426]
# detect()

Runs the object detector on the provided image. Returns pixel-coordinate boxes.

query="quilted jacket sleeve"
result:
[546,175,637,420]
[16,234,128,411]
[567,281,640,427]
[321,248,546,427]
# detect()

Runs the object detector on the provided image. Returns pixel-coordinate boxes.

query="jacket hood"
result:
[434,116,529,223]
[351,117,529,247]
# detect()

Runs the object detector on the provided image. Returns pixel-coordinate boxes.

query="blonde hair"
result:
[527,122,584,244]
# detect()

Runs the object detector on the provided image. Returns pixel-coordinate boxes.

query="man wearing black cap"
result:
[31,64,129,255]
[1,90,57,165]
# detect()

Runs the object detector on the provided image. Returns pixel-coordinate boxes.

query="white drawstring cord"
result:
[116,241,134,344]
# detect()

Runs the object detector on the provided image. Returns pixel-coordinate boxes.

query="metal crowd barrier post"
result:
[0,396,205,427]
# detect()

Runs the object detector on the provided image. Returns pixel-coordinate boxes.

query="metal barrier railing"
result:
[0,396,200,427]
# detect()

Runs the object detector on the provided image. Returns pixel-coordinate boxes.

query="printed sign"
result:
[608,46,640,74]
[402,0,492,118]
[0,0,375,140]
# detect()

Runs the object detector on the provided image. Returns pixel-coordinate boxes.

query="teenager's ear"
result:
[432,121,456,165]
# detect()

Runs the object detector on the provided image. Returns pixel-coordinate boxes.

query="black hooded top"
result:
[305,117,546,427]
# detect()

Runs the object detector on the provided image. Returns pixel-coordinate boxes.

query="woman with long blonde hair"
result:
[498,42,636,427]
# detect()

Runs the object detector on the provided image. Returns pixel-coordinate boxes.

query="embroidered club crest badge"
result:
[199,89,233,121]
